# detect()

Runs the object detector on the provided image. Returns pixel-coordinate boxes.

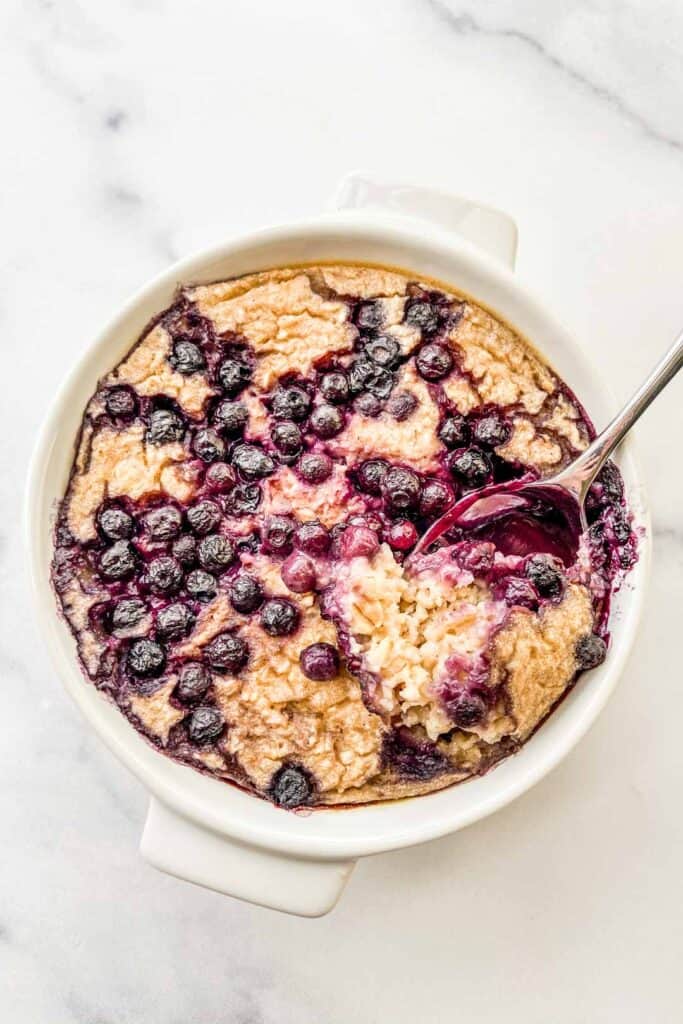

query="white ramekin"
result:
[26,174,650,917]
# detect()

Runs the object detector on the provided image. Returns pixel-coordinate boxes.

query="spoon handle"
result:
[559,327,683,497]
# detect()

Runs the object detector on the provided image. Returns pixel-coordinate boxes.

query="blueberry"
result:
[192,428,225,463]
[99,541,137,581]
[281,552,316,593]
[381,466,421,511]
[419,479,453,518]
[156,602,195,642]
[294,520,330,556]
[224,483,262,516]
[338,525,380,560]
[144,505,182,541]
[188,705,225,744]
[147,555,183,595]
[213,399,249,436]
[524,554,565,599]
[472,413,511,448]
[386,390,418,421]
[271,420,303,457]
[260,598,300,637]
[269,764,312,808]
[319,371,349,405]
[98,507,134,541]
[448,692,487,729]
[262,515,295,555]
[494,576,538,609]
[197,534,234,573]
[204,631,249,673]
[175,662,211,703]
[104,385,137,420]
[232,443,276,480]
[204,461,237,493]
[170,339,205,375]
[386,520,418,551]
[271,385,311,422]
[128,638,166,678]
[597,461,624,504]
[348,356,394,399]
[228,574,264,614]
[310,404,344,439]
[354,300,384,331]
[383,729,448,781]
[110,598,146,632]
[172,535,198,569]
[187,500,222,535]
[218,357,252,396]
[147,408,185,445]
[297,452,332,484]
[364,334,401,369]
[356,458,388,495]
[438,415,469,449]
[185,569,217,601]
[611,507,631,544]
[416,343,453,381]
[353,392,384,417]
[449,447,492,488]
[299,642,339,681]
[575,634,607,670]
[405,300,439,334]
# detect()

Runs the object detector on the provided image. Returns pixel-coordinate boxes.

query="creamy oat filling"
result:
[51,264,636,808]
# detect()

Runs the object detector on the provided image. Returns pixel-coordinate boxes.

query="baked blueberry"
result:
[297,452,332,484]
[263,515,295,555]
[172,534,198,568]
[448,447,492,488]
[128,638,166,678]
[299,643,339,681]
[204,631,249,673]
[197,534,234,573]
[364,334,401,369]
[232,443,276,480]
[185,569,217,601]
[416,343,453,381]
[188,705,224,744]
[99,540,137,581]
[348,356,394,399]
[338,525,379,560]
[354,299,384,331]
[104,385,138,420]
[187,500,221,535]
[147,407,185,445]
[260,598,300,636]
[269,764,312,808]
[294,520,330,556]
[448,692,487,729]
[386,520,418,551]
[353,392,384,417]
[597,461,624,504]
[271,420,303,458]
[98,507,134,541]
[386,390,418,421]
[524,554,565,599]
[383,729,448,781]
[228,574,264,613]
[310,403,344,439]
[224,483,262,516]
[175,662,211,703]
[147,555,183,595]
[320,371,349,405]
[217,357,251,396]
[381,466,421,511]
[204,462,237,493]
[271,384,311,422]
[110,598,146,632]
[281,552,316,593]
[472,412,511,448]
[356,458,388,495]
[405,300,439,334]
[156,602,195,642]
[192,428,225,463]
[575,634,607,670]
[419,479,453,518]
[494,576,538,609]
[438,415,469,449]
[144,505,182,541]
[170,339,205,375]
[213,399,249,436]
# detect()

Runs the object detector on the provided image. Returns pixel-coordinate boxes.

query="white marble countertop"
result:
[2,1,682,1020]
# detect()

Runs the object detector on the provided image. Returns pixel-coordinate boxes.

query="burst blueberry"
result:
[472,412,511,448]
[144,505,182,541]
[204,631,249,673]
[213,399,249,436]
[147,407,185,445]
[405,300,439,334]
[262,515,295,555]
[170,339,205,375]
[172,534,198,567]
[271,384,311,422]
[192,428,225,463]
[197,534,234,573]
[381,466,421,511]
[449,447,492,488]
[185,569,217,601]
[260,598,300,637]
[364,334,401,369]
[524,554,565,599]
[232,443,276,480]
[225,483,262,516]
[187,500,222,535]
[217,357,251,396]
[438,415,469,449]
[110,598,147,632]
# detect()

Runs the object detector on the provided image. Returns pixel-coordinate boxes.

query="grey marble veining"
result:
[1,1,682,1021]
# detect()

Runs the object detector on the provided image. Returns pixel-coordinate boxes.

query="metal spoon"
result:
[414,328,683,559]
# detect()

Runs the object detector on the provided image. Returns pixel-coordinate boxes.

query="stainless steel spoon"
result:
[414,328,683,559]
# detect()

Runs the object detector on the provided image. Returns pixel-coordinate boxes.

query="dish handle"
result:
[140,798,355,917]
[331,172,518,270]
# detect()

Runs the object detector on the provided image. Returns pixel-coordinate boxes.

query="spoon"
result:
[414,328,683,562]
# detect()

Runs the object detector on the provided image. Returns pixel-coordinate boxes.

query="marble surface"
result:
[2,0,682,1020]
